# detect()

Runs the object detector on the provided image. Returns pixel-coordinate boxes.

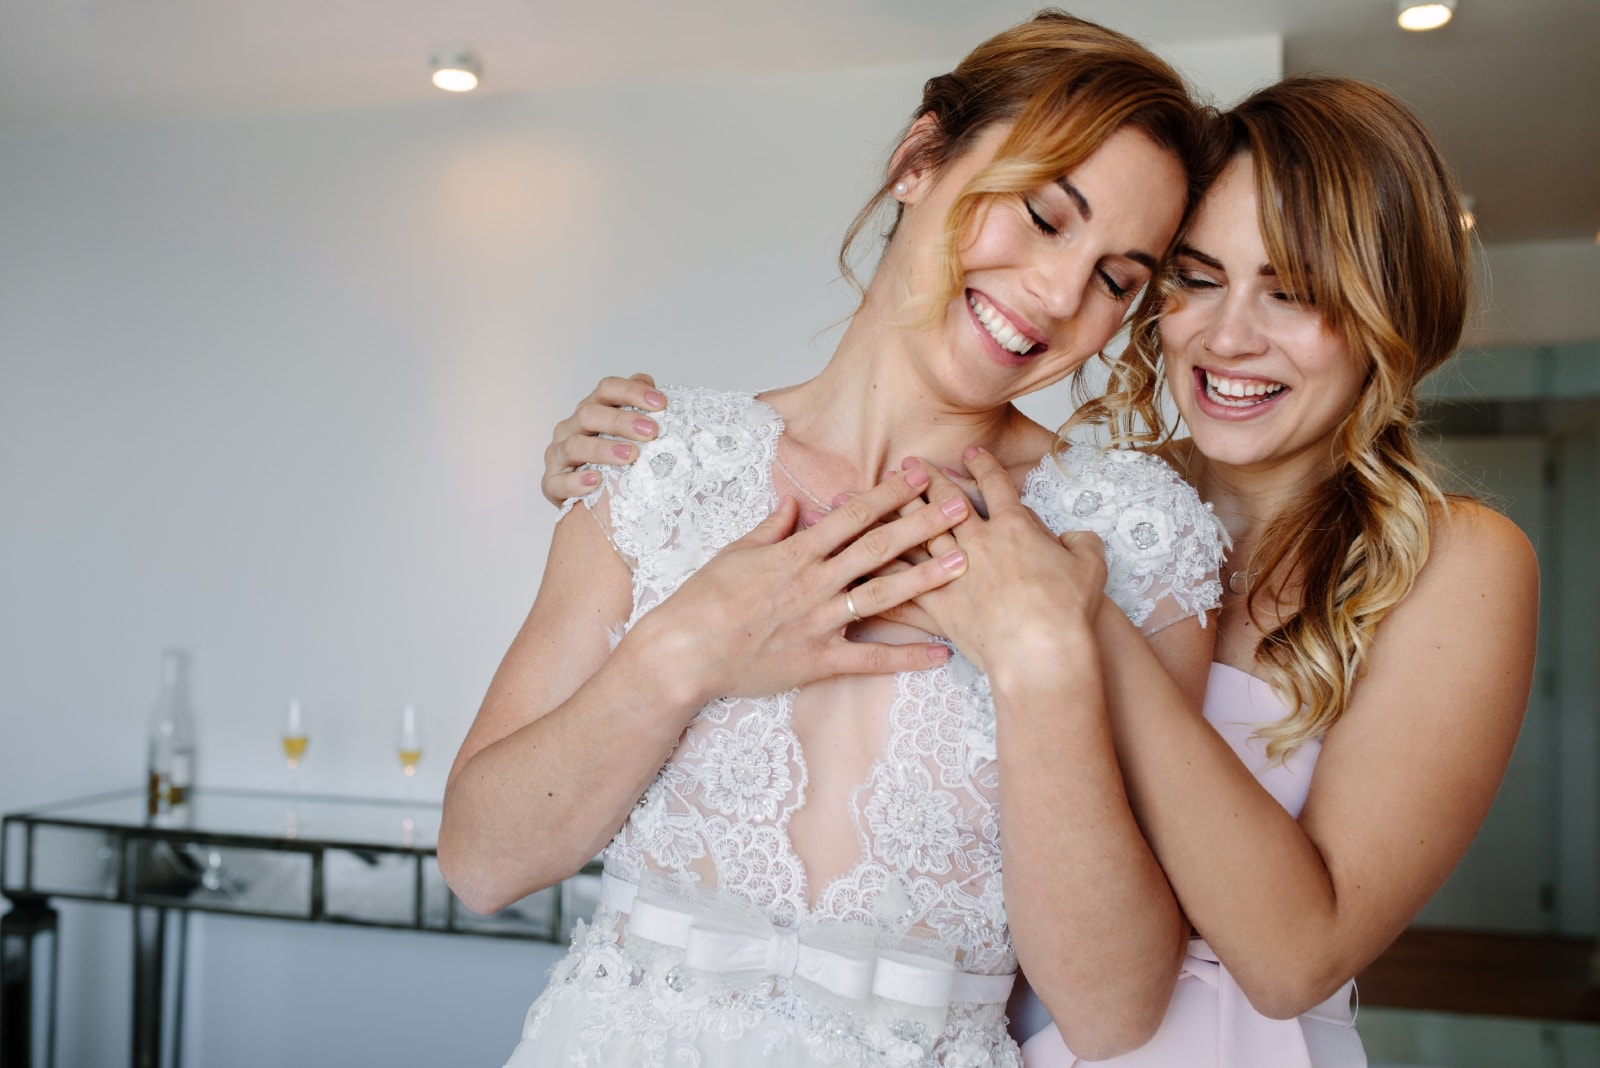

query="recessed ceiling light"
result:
[1398,0,1456,31]
[430,47,482,93]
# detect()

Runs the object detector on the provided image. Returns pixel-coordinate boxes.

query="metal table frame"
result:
[0,788,595,1068]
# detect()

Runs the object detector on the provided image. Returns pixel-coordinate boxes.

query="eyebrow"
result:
[1061,176,1161,271]
[1056,177,1092,221]
[1175,245,1277,277]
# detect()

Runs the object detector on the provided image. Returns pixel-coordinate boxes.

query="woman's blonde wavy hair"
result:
[838,9,1213,302]
[1072,76,1474,756]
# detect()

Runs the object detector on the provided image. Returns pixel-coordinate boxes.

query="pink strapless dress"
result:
[1017,662,1365,1067]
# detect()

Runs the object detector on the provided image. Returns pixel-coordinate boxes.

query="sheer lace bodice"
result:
[518,388,1225,1068]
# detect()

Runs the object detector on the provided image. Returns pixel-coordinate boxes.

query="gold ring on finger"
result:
[844,590,863,623]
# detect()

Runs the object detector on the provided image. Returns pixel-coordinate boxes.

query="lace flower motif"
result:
[647,964,711,1013]
[691,423,761,481]
[1113,503,1176,566]
[864,762,971,875]
[692,716,795,823]
[1061,479,1122,537]
[945,1037,1003,1068]
[630,781,708,872]
[627,436,696,501]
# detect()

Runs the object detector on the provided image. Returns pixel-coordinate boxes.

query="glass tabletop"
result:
[9,787,440,851]
[3,788,597,941]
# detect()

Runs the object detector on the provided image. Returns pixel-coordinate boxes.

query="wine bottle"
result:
[147,648,197,815]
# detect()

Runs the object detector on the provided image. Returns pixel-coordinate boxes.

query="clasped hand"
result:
[626,465,974,705]
[884,450,1109,677]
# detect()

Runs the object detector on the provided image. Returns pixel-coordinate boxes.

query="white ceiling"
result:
[1,0,1595,244]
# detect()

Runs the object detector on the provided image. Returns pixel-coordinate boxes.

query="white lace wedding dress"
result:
[506,387,1224,1068]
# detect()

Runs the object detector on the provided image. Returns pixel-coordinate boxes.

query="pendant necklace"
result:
[773,452,834,513]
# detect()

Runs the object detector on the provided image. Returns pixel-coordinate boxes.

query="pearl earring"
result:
[893,181,909,198]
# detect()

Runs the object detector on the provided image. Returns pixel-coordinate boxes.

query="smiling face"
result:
[1160,154,1370,481]
[888,121,1187,411]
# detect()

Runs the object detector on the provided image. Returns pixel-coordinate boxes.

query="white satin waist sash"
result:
[1019,937,1363,1068]
[602,871,1015,1008]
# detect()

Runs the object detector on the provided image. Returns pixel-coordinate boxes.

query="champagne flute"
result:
[283,698,308,835]
[283,699,309,782]
[396,703,423,807]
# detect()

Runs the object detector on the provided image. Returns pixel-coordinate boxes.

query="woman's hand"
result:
[893,449,1106,676]
[629,464,974,707]
[542,373,665,505]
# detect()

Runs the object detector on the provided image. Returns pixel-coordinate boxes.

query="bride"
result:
[439,12,1225,1066]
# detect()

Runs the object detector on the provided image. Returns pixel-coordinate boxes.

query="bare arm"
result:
[1093,501,1538,1018]
[439,467,975,913]
[907,453,1211,1059]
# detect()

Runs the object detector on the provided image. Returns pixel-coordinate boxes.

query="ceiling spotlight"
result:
[430,47,482,92]
[1398,0,1456,31]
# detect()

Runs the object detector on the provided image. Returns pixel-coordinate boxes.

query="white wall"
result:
[1467,239,1600,349]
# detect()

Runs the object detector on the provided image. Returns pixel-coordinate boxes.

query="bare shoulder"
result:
[1417,498,1539,597]
[1337,496,1537,738]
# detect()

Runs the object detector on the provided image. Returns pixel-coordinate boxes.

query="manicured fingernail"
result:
[613,443,635,460]
[802,510,827,526]
[927,644,951,661]
[963,446,980,461]
[943,466,965,480]
[831,493,853,508]
[644,391,665,409]
[905,467,930,489]
[634,419,657,437]
[940,550,966,572]
[581,470,600,487]
[941,496,967,517]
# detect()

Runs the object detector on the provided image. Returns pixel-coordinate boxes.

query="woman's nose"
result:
[1028,252,1089,323]
[1200,295,1268,358]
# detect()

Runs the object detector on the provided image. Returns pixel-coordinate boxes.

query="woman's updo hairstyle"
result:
[839,9,1212,301]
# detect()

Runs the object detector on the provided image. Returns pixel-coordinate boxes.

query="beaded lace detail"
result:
[528,387,1225,1067]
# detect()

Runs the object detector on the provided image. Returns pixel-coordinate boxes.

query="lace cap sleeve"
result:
[1022,445,1226,635]
[563,386,783,618]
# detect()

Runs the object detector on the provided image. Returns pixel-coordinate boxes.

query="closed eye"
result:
[1175,271,1221,292]
[1099,269,1132,301]
[1025,200,1059,237]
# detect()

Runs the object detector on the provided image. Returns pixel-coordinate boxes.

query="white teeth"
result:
[968,294,1036,355]
[1205,372,1285,407]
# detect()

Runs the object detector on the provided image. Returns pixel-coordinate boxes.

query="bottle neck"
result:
[152,649,194,730]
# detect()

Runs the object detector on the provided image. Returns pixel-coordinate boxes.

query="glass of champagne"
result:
[397,703,423,806]
[283,698,309,835]
[283,699,309,782]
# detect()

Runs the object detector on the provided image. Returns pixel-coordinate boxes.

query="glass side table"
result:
[0,788,600,1068]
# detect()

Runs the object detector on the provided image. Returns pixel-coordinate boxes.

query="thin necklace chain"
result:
[772,452,833,511]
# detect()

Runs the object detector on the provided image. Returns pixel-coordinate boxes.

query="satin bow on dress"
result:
[606,872,1017,1010]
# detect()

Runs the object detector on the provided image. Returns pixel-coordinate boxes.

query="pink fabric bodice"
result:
[1202,661,1320,819]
